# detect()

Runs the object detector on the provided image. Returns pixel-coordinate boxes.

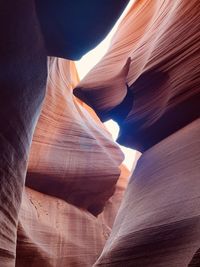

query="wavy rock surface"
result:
[1,1,200,266]
[94,119,200,267]
[26,58,124,216]
[74,0,200,151]
[0,2,130,265]
[0,2,47,266]
[16,187,109,267]
[15,57,128,266]
[16,164,130,267]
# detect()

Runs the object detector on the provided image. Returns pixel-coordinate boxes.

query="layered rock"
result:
[74,0,200,152]
[94,119,200,267]
[0,2,47,266]
[26,58,124,216]
[16,164,130,267]
[16,58,129,266]
[0,2,130,265]
[1,1,200,266]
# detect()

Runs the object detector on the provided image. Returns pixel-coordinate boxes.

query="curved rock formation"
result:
[94,119,200,267]
[74,0,200,152]
[26,58,124,216]
[0,2,130,265]
[1,0,200,266]
[15,57,129,266]
[16,164,130,267]
[0,2,47,266]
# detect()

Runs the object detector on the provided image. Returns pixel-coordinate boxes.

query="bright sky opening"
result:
[76,0,137,171]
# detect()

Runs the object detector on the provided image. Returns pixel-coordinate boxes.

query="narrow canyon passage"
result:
[0,1,200,266]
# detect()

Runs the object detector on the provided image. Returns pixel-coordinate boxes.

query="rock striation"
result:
[74,0,200,152]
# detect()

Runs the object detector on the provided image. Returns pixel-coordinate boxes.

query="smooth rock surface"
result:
[74,0,200,152]
[26,58,124,216]
[94,119,200,267]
